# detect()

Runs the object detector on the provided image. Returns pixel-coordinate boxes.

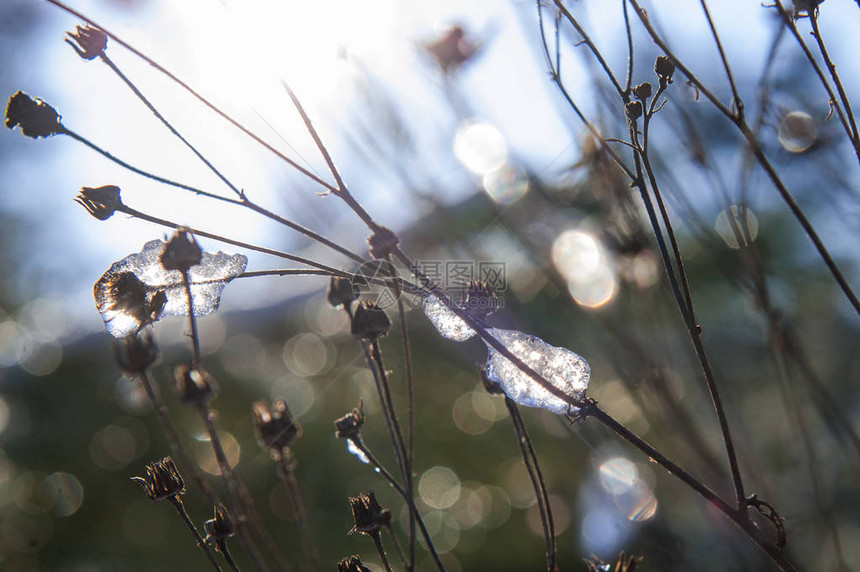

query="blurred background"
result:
[1,0,859,570]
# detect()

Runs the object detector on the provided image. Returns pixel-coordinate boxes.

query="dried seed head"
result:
[173,363,217,406]
[130,457,185,502]
[350,302,391,341]
[65,24,107,60]
[633,82,653,101]
[423,25,479,74]
[95,271,167,331]
[348,491,390,536]
[793,0,825,17]
[337,555,372,572]
[204,504,236,545]
[252,399,302,452]
[161,228,202,272]
[327,276,358,309]
[654,56,675,84]
[625,100,643,121]
[5,91,63,139]
[114,329,159,374]
[367,227,399,259]
[75,185,123,221]
[464,279,499,319]
[334,401,365,440]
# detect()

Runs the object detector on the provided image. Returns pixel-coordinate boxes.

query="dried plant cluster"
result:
[2,1,859,571]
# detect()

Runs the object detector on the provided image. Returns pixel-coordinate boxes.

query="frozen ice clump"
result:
[346,439,370,464]
[422,295,476,341]
[484,328,590,415]
[94,239,247,337]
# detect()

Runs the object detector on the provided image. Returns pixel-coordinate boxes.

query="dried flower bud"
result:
[75,185,123,221]
[350,302,391,341]
[793,0,825,17]
[204,504,236,545]
[334,401,365,440]
[625,100,643,121]
[633,82,653,100]
[252,399,302,452]
[328,276,357,309]
[348,491,390,536]
[65,24,107,60]
[5,91,63,139]
[367,227,399,260]
[464,279,499,319]
[161,228,202,272]
[173,364,217,406]
[130,457,185,502]
[114,330,159,374]
[655,56,675,83]
[337,556,372,572]
[423,25,479,74]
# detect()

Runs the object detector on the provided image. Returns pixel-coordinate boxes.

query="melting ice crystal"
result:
[95,239,247,337]
[484,328,590,415]
[422,295,476,341]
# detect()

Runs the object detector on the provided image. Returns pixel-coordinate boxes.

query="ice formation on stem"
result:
[483,328,590,415]
[422,295,476,341]
[95,239,247,337]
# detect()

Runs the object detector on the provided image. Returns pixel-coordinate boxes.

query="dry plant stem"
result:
[633,116,747,508]
[587,405,798,572]
[384,523,408,571]
[370,532,394,572]
[552,0,623,96]
[136,368,219,504]
[276,452,320,572]
[622,0,634,93]
[351,439,446,572]
[697,0,741,112]
[358,340,407,484]
[94,53,365,265]
[393,295,418,571]
[67,10,795,566]
[217,541,242,572]
[773,3,860,162]
[627,0,860,315]
[167,496,224,572]
[370,342,409,486]
[182,271,202,364]
[44,0,339,195]
[198,404,268,570]
[766,325,849,571]
[536,4,635,180]
[116,204,346,276]
[809,12,859,146]
[504,398,557,572]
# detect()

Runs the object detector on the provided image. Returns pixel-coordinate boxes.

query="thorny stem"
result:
[627,0,860,315]
[350,439,447,572]
[504,398,557,572]
[167,496,224,572]
[93,53,366,265]
[276,451,320,572]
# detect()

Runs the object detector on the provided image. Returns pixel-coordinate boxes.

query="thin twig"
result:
[168,496,224,572]
[277,451,320,572]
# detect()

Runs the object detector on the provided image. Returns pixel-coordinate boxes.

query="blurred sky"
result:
[1,0,858,338]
